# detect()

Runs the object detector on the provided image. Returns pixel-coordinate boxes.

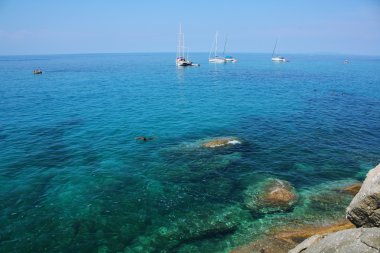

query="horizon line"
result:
[0,51,379,57]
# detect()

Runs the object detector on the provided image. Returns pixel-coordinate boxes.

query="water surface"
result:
[0,53,379,252]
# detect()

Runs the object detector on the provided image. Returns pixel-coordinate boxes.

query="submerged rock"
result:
[347,164,380,227]
[341,183,362,196]
[275,220,354,244]
[230,237,294,253]
[244,178,298,214]
[289,227,380,253]
[202,137,241,148]
[307,191,352,212]
[97,245,109,253]
[125,205,250,252]
[231,220,353,253]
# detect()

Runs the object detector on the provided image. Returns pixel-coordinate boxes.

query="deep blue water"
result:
[0,53,379,253]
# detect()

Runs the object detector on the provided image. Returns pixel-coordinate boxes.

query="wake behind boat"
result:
[176,25,199,67]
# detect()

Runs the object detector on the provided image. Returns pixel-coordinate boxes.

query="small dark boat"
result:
[33,69,43,74]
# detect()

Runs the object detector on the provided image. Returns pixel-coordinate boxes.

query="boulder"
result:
[244,179,298,214]
[346,164,380,227]
[289,228,380,253]
[202,137,241,148]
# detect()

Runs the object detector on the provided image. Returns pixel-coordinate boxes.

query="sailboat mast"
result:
[182,32,185,58]
[177,24,182,58]
[215,32,218,57]
[209,39,214,60]
[223,36,228,57]
[272,39,278,58]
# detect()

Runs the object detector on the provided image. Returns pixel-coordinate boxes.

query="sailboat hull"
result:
[177,60,192,66]
[176,59,199,67]
[209,58,226,63]
[271,57,287,62]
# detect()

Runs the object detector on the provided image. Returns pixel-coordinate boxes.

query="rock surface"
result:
[230,220,353,253]
[288,235,322,253]
[230,237,294,253]
[244,179,298,214]
[275,220,354,244]
[202,137,241,148]
[289,228,380,253]
[346,164,380,227]
[341,183,362,196]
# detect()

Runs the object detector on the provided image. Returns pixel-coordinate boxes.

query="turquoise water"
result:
[0,53,379,253]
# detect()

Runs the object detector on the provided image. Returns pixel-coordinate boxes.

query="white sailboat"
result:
[225,56,237,62]
[209,32,226,63]
[176,25,199,67]
[223,37,237,62]
[271,39,287,62]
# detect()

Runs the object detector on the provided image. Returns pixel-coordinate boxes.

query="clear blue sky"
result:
[0,0,379,55]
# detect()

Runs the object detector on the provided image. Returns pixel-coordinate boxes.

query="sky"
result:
[0,0,379,55]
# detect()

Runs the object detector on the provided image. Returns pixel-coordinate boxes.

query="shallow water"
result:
[0,53,379,252]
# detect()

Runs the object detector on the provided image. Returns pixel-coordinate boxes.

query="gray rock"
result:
[346,164,380,227]
[288,228,380,253]
[288,235,323,253]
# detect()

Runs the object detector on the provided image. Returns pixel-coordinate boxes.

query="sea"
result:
[0,53,379,253]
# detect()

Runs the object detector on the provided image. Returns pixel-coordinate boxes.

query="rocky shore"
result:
[289,164,380,253]
[231,220,355,253]
[231,163,380,253]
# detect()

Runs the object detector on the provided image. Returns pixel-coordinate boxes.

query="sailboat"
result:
[271,39,287,62]
[223,37,237,62]
[209,32,226,63]
[176,25,199,67]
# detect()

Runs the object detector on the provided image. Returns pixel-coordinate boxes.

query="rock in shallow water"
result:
[341,183,362,196]
[244,178,298,214]
[346,164,380,228]
[289,227,380,253]
[125,205,250,252]
[230,237,295,253]
[275,220,354,245]
[202,137,241,148]
[307,190,352,212]
[230,220,354,253]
